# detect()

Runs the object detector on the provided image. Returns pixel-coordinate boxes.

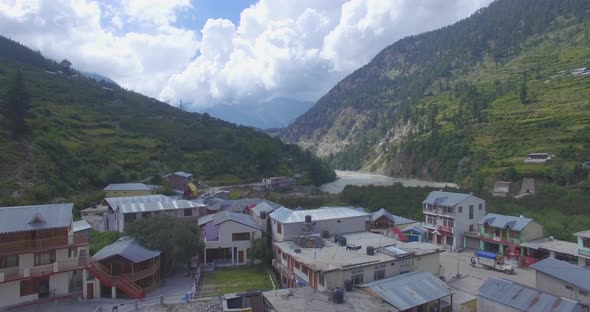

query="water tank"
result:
[339,237,347,247]
[367,246,375,256]
[334,235,341,244]
[333,288,344,304]
[322,230,330,239]
[305,215,312,224]
[344,279,353,291]
[260,211,267,219]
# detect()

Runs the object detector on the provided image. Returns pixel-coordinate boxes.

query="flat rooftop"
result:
[520,237,578,256]
[274,231,441,272]
[263,287,394,312]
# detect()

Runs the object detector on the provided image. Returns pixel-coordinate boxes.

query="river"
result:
[320,170,459,194]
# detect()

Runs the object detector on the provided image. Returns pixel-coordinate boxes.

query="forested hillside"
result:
[0,36,335,205]
[283,0,590,187]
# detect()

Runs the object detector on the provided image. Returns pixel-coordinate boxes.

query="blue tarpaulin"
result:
[476,251,497,260]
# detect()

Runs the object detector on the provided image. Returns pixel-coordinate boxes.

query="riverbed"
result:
[320,170,458,194]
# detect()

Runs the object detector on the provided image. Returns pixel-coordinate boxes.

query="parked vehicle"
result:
[475,251,515,274]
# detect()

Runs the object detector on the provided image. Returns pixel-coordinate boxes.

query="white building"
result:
[269,207,370,242]
[531,258,590,306]
[0,204,90,309]
[199,211,262,266]
[422,191,486,250]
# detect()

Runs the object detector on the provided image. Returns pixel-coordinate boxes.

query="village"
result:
[0,170,588,312]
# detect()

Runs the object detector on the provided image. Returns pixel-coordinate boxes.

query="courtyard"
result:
[197,264,276,298]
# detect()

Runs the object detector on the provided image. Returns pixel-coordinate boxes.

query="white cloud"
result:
[0,0,494,109]
[161,0,494,109]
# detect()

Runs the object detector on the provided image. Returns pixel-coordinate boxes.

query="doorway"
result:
[87,283,94,300]
[239,251,244,263]
[38,277,50,298]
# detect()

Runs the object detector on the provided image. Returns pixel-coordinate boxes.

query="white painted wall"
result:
[452,196,486,250]
[0,280,38,309]
[204,221,262,265]
[50,272,70,296]
[536,271,590,305]
[271,216,368,242]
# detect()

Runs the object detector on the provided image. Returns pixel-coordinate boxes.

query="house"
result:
[214,190,230,200]
[520,237,579,265]
[401,224,427,243]
[163,171,193,191]
[531,258,590,305]
[269,207,371,242]
[80,204,109,231]
[204,198,266,214]
[360,272,455,312]
[251,176,296,192]
[523,152,554,164]
[422,191,486,250]
[103,195,206,232]
[85,237,160,299]
[103,183,154,198]
[199,211,262,266]
[263,287,393,312]
[368,208,415,233]
[463,213,543,257]
[272,231,443,290]
[574,230,590,267]
[249,201,283,232]
[478,277,585,312]
[0,204,89,309]
[492,181,513,198]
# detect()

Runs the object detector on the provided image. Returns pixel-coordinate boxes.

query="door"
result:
[239,250,244,263]
[87,283,94,300]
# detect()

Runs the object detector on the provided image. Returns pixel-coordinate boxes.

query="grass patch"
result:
[200,264,274,294]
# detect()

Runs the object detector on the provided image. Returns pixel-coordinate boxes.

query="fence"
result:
[92,292,194,312]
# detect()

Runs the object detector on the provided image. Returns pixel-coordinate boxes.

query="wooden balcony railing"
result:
[0,258,85,283]
[0,237,69,255]
[123,260,160,281]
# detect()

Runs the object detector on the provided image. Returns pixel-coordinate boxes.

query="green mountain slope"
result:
[0,36,334,205]
[283,0,590,186]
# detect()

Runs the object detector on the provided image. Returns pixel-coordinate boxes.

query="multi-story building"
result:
[463,213,543,256]
[531,258,590,306]
[574,230,590,267]
[422,191,486,250]
[0,204,89,309]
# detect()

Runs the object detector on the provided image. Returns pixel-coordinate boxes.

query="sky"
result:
[0,0,494,110]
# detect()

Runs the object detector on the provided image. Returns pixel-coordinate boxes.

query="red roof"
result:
[390,227,408,241]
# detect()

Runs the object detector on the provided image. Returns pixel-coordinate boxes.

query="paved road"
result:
[439,250,536,288]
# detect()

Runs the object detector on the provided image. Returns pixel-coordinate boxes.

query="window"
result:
[232,232,250,241]
[510,231,519,239]
[301,265,309,276]
[351,270,364,285]
[458,206,463,213]
[20,279,38,297]
[0,255,18,268]
[295,261,301,270]
[469,205,474,220]
[400,258,413,267]
[319,273,324,286]
[479,203,483,210]
[282,253,287,260]
[565,285,574,291]
[277,223,282,234]
[183,208,192,217]
[142,212,151,218]
[337,220,341,223]
[584,238,590,249]
[125,213,137,223]
[374,270,385,280]
[69,248,78,258]
[34,251,55,266]
[579,290,588,296]
[469,225,474,232]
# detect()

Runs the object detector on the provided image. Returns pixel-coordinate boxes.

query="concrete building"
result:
[103,195,206,232]
[85,237,160,299]
[103,183,154,198]
[574,230,590,267]
[269,207,370,242]
[0,204,89,309]
[520,237,579,265]
[251,176,296,192]
[368,208,415,233]
[492,181,514,198]
[361,272,455,312]
[463,213,543,257]
[249,201,283,232]
[422,191,486,250]
[199,211,262,266]
[163,171,193,191]
[531,258,590,305]
[478,277,585,312]
[272,231,443,291]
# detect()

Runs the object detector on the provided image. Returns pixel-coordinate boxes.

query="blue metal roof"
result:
[213,211,262,231]
[0,203,73,233]
[362,272,454,310]
[479,213,533,231]
[531,258,590,292]
[478,277,584,312]
[422,191,472,207]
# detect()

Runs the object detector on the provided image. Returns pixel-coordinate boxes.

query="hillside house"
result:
[103,183,154,198]
[524,152,554,164]
[272,231,443,290]
[163,171,193,191]
[199,211,262,266]
[251,176,296,191]
[269,207,371,242]
[86,237,160,299]
[463,213,543,257]
[103,195,206,232]
[574,230,590,267]
[0,204,89,309]
[492,181,513,198]
[478,277,585,312]
[422,191,486,250]
[369,208,415,233]
[531,258,590,306]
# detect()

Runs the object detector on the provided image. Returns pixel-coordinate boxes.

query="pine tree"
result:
[3,71,31,138]
[519,74,528,104]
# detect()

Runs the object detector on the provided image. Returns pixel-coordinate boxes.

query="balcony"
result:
[0,237,69,255]
[578,248,590,258]
[422,222,454,234]
[480,233,521,245]
[423,208,453,217]
[0,258,85,283]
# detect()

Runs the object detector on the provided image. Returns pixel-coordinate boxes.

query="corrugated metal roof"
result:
[91,236,160,263]
[198,214,215,226]
[270,207,370,224]
[575,230,590,239]
[207,198,265,212]
[213,211,261,230]
[104,183,152,191]
[362,272,454,310]
[104,195,172,208]
[531,258,590,292]
[174,171,192,178]
[479,213,533,231]
[117,199,201,214]
[422,191,472,207]
[251,202,278,215]
[371,209,415,225]
[73,220,92,232]
[478,277,584,312]
[0,203,72,233]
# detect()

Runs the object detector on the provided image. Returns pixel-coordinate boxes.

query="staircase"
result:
[87,262,145,299]
[78,250,87,267]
